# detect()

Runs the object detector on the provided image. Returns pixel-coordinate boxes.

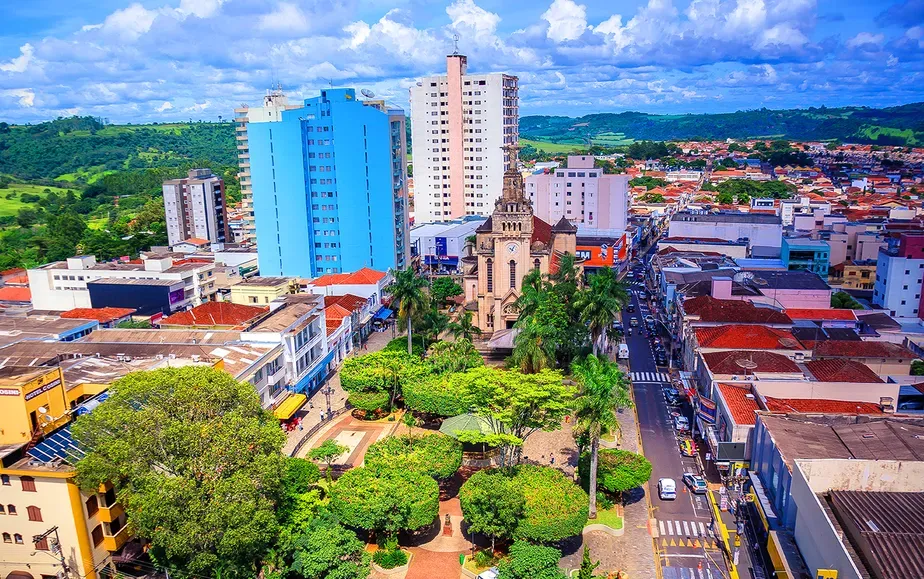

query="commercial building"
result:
[781,237,830,276]
[873,232,924,320]
[162,169,229,246]
[27,255,217,313]
[409,53,519,223]
[410,218,485,273]
[229,276,294,306]
[668,211,782,257]
[526,156,629,232]
[247,88,408,278]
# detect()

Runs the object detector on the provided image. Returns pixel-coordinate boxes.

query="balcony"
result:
[102,525,130,552]
[98,502,125,523]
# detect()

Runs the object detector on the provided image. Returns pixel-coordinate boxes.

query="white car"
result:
[658,478,677,500]
[477,568,499,579]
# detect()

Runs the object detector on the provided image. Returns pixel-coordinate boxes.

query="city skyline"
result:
[1,0,923,123]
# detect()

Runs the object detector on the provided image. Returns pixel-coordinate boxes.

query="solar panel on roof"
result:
[27,425,86,464]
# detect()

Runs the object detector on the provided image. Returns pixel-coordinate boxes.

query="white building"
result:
[526,155,629,232]
[409,53,518,223]
[668,211,783,257]
[27,255,217,311]
[780,196,833,227]
[411,218,485,273]
[163,168,229,246]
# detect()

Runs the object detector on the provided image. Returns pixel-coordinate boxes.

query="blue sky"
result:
[1,0,923,122]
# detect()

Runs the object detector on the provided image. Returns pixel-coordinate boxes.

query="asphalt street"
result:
[622,257,728,579]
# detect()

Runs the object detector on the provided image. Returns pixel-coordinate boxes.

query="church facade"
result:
[462,147,578,334]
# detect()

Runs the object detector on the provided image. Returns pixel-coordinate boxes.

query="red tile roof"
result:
[695,325,805,350]
[323,303,352,323]
[763,397,884,414]
[179,237,210,246]
[0,286,31,302]
[784,308,858,322]
[804,359,884,383]
[60,307,135,323]
[813,340,915,360]
[4,274,29,285]
[716,383,761,425]
[311,267,387,287]
[160,301,268,328]
[702,350,801,375]
[684,296,792,324]
[323,294,368,313]
[531,215,553,246]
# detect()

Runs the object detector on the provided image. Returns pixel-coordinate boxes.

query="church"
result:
[462,146,579,335]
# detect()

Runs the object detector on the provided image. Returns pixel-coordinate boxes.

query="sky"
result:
[1,0,923,123]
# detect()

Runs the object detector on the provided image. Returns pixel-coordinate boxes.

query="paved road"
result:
[622,258,728,579]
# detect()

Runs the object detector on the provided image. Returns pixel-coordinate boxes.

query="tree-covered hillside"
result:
[521,102,924,147]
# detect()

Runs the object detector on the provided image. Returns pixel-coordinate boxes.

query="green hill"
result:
[520,102,924,147]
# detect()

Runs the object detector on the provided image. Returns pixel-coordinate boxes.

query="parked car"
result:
[679,439,696,457]
[630,317,639,327]
[626,303,636,313]
[477,568,499,579]
[682,473,708,494]
[645,315,655,324]
[674,415,690,432]
[655,354,668,366]
[898,401,924,411]
[664,388,680,405]
[658,478,677,500]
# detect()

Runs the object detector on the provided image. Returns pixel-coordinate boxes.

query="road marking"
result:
[657,519,713,537]
[675,521,682,536]
[700,522,707,536]
[630,371,671,382]
[683,521,690,536]
[660,520,666,536]
[689,521,697,536]
[666,520,674,535]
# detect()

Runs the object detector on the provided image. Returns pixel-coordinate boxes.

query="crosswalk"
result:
[662,567,716,579]
[659,519,710,538]
[630,371,671,383]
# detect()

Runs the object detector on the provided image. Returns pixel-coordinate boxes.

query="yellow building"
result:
[229,276,295,306]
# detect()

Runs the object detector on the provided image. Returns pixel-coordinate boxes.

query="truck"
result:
[618,342,629,359]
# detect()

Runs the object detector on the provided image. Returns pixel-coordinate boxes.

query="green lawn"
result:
[0,183,75,217]
[859,125,919,145]
[56,165,115,183]
[589,506,623,530]
[521,138,588,153]
[87,217,109,230]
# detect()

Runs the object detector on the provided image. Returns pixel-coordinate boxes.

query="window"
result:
[534,259,541,272]
[0,475,8,485]
[20,476,35,492]
[509,260,516,289]
[14,533,23,544]
[8,504,16,515]
[92,525,104,546]
[0,504,4,514]
[1,533,9,543]
[27,506,42,522]
[486,259,493,293]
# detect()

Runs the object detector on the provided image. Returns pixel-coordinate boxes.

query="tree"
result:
[340,350,432,412]
[580,449,652,496]
[364,433,462,479]
[72,367,286,578]
[16,208,39,228]
[430,276,463,306]
[289,513,371,579]
[459,469,524,550]
[498,541,566,579]
[911,360,924,376]
[402,371,470,416]
[572,355,632,519]
[309,439,349,484]
[330,467,439,538]
[641,193,665,203]
[447,310,482,342]
[575,270,629,356]
[419,305,450,343]
[512,287,570,374]
[426,339,484,374]
[577,547,601,579]
[831,291,863,310]
[463,367,575,465]
[387,268,430,355]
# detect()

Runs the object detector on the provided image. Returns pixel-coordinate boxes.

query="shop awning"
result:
[373,307,393,320]
[273,393,307,420]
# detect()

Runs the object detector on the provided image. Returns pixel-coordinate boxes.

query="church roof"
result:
[532,216,552,245]
[552,216,577,233]
[476,217,493,233]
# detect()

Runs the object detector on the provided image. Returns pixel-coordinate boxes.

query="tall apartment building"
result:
[247,88,409,278]
[873,232,924,320]
[409,53,518,223]
[526,155,629,231]
[234,88,301,245]
[162,168,229,246]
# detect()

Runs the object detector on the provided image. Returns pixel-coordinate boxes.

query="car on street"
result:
[658,478,677,500]
[682,473,708,494]
[630,317,639,327]
[674,415,690,432]
[626,303,636,313]
[655,354,668,366]
[679,439,696,457]
[664,388,680,405]
[618,343,630,359]
[645,315,655,324]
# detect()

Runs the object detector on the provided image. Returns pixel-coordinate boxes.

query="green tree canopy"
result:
[498,541,566,579]
[72,367,286,578]
[387,267,430,355]
[339,350,432,411]
[831,291,864,310]
[459,468,524,550]
[330,466,439,536]
[289,513,371,579]
[426,338,484,374]
[308,439,349,484]
[364,433,463,479]
[579,449,653,495]
[402,371,470,416]
[430,276,464,305]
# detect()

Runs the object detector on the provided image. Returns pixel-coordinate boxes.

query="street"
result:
[622,258,728,579]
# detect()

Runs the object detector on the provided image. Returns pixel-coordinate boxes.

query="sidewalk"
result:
[706,485,763,579]
[282,327,399,456]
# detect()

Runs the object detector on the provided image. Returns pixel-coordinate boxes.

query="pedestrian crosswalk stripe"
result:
[660,520,666,536]
[699,522,707,536]
[667,521,674,535]
[657,519,713,537]
[683,521,690,536]
[629,371,671,383]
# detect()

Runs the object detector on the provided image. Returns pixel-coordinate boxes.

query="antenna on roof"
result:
[452,33,461,55]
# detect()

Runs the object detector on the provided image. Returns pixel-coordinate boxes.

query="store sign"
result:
[24,378,62,401]
[697,396,718,424]
[435,236,448,258]
[0,388,20,396]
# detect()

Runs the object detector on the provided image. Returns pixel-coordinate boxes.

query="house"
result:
[812,340,917,376]
[60,307,136,328]
[229,276,294,306]
[159,301,269,329]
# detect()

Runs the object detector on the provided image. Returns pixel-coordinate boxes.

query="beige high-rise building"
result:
[410,53,519,224]
[162,168,228,247]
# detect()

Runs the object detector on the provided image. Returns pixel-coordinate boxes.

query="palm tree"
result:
[420,305,450,343]
[572,355,632,519]
[514,269,546,319]
[447,310,482,342]
[575,269,630,356]
[386,268,429,355]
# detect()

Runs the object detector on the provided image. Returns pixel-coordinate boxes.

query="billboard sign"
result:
[435,236,448,258]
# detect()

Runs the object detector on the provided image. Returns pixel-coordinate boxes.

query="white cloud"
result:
[260,2,310,33]
[178,0,226,18]
[344,21,371,48]
[542,0,588,42]
[183,101,211,112]
[846,32,885,48]
[98,3,159,41]
[0,44,35,73]
[447,0,500,39]
[1,89,36,108]
[156,101,173,112]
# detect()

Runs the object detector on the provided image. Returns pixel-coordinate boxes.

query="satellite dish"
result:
[38,406,48,414]
[361,89,375,99]
[42,414,54,423]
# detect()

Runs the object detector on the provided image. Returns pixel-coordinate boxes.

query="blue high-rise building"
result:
[246,88,409,277]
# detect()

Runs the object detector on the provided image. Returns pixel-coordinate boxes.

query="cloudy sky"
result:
[1,0,923,123]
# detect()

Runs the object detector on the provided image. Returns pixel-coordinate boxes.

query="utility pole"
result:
[33,526,68,578]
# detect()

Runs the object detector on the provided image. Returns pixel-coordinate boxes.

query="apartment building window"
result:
[1,533,9,543]
[85,495,99,517]
[92,525,104,547]
[14,533,23,544]
[7,504,16,515]
[27,506,42,522]
[1,475,8,485]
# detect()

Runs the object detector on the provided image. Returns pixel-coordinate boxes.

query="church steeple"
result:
[501,143,526,203]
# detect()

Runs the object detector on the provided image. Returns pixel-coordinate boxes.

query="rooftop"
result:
[695,325,805,350]
[671,211,782,225]
[234,276,292,287]
[309,267,387,287]
[702,350,802,375]
[89,277,180,287]
[804,359,884,383]
[683,295,793,324]
[250,295,322,333]
[323,294,368,313]
[813,340,916,360]
[740,269,831,291]
[717,383,761,425]
[80,328,243,344]
[160,302,268,328]
[0,315,98,346]
[0,287,31,302]
[784,308,858,322]
[764,397,884,414]
[60,307,136,323]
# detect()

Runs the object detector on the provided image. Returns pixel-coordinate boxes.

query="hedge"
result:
[402,373,469,416]
[365,433,463,479]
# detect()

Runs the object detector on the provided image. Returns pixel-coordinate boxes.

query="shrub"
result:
[473,549,495,568]
[330,467,439,535]
[373,548,408,569]
[580,449,652,495]
[384,337,426,357]
[347,390,391,412]
[498,541,565,579]
[340,350,432,411]
[365,433,463,479]
[403,373,469,416]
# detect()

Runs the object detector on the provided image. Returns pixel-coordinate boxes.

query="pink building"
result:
[525,156,629,232]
